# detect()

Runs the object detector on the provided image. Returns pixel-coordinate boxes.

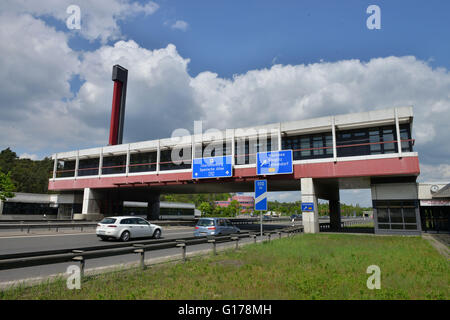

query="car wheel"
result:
[120,231,130,242]
[153,229,161,239]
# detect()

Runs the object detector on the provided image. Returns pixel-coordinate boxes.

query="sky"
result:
[0,0,449,206]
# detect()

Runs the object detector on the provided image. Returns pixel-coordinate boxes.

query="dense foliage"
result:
[163,193,372,217]
[0,148,53,194]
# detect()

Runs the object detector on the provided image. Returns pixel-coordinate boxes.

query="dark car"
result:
[194,218,240,237]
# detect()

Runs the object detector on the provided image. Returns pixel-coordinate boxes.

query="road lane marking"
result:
[0,229,195,240]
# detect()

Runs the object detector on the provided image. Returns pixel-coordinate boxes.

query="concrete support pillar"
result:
[0,200,4,216]
[52,154,57,180]
[125,144,130,176]
[394,108,402,158]
[329,199,341,230]
[99,148,103,176]
[147,192,160,221]
[331,116,337,162]
[156,140,160,173]
[301,178,319,233]
[278,122,282,151]
[74,151,79,179]
[75,188,104,220]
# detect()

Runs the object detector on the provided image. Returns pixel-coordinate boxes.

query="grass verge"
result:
[1,233,448,300]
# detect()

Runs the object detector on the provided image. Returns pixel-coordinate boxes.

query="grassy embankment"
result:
[1,233,448,300]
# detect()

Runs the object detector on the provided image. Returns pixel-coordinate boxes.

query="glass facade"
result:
[57,160,75,178]
[102,155,126,175]
[282,132,333,160]
[235,137,274,165]
[129,151,157,173]
[420,206,450,233]
[2,202,59,215]
[160,149,191,171]
[53,123,413,177]
[373,200,419,231]
[336,124,412,158]
[78,158,99,176]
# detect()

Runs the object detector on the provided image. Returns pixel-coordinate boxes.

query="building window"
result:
[78,158,99,176]
[3,202,58,215]
[102,155,126,175]
[57,160,75,178]
[130,151,157,173]
[160,149,191,171]
[400,124,413,152]
[235,137,273,165]
[373,200,419,231]
[282,132,333,160]
[336,124,413,158]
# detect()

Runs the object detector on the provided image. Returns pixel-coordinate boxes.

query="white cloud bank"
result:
[0,6,449,194]
[0,0,159,43]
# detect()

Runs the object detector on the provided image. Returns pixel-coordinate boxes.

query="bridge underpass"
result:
[50,107,421,235]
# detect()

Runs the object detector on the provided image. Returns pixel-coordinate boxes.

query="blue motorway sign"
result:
[192,155,232,179]
[301,202,315,212]
[254,180,267,211]
[257,150,293,175]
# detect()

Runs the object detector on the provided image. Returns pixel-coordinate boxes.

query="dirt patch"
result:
[211,259,244,268]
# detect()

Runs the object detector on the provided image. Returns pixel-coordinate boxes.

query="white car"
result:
[96,216,162,241]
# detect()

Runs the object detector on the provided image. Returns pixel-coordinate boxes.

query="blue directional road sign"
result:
[257,150,293,175]
[254,180,268,211]
[192,155,232,179]
[301,202,315,212]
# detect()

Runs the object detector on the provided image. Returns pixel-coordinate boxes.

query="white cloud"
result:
[19,153,39,160]
[0,0,159,43]
[0,4,449,195]
[419,163,450,182]
[171,20,189,32]
[0,13,89,154]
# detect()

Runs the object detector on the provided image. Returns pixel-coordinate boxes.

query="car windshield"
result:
[100,218,116,224]
[197,219,215,227]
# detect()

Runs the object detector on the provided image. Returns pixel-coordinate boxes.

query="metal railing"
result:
[52,139,415,178]
[0,221,97,233]
[0,226,303,271]
[0,217,291,232]
[319,219,374,232]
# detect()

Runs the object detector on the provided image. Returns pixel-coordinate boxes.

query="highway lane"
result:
[0,227,196,256]
[0,228,292,289]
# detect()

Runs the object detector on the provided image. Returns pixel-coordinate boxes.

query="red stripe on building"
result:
[48,156,420,191]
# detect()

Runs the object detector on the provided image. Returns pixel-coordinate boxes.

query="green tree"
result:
[0,171,15,201]
[229,200,240,217]
[198,202,213,217]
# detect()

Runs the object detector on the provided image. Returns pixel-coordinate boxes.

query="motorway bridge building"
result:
[48,106,426,235]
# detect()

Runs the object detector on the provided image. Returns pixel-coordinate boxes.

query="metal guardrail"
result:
[0,226,303,271]
[0,217,292,232]
[319,219,373,231]
[0,221,97,233]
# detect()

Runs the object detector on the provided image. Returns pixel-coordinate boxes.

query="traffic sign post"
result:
[254,180,267,237]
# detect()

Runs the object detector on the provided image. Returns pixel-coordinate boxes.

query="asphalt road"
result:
[0,223,293,285]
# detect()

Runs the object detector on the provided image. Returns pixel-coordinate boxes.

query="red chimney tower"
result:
[109,65,128,145]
